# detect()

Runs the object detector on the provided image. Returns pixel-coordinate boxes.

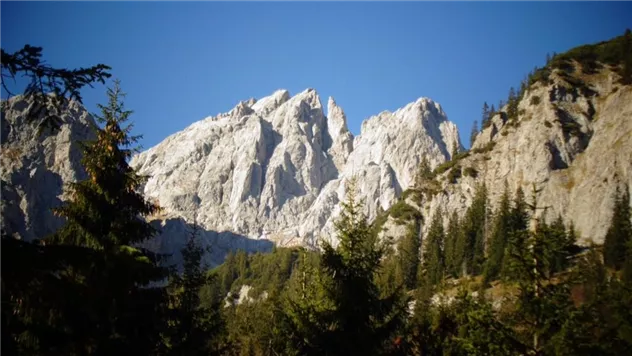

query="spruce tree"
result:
[470,120,479,148]
[444,211,461,278]
[507,87,518,120]
[451,141,459,160]
[284,178,407,356]
[457,184,488,276]
[503,189,575,355]
[163,222,223,356]
[399,219,422,290]
[483,184,511,284]
[419,211,445,290]
[604,185,632,270]
[502,187,529,281]
[481,102,490,129]
[414,155,433,189]
[44,81,168,354]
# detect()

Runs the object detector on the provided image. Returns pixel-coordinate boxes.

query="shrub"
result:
[471,141,496,154]
[544,121,553,128]
[433,152,470,176]
[530,96,541,106]
[463,167,478,178]
[447,165,462,184]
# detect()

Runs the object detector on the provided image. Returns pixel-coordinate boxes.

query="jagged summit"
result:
[128,87,461,250]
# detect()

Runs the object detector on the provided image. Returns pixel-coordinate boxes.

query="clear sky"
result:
[2,2,631,149]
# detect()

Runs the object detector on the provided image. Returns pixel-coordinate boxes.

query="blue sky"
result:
[2,2,631,149]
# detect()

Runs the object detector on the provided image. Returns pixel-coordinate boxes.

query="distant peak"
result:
[251,89,290,114]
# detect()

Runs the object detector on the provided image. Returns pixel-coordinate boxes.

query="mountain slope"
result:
[382,34,632,246]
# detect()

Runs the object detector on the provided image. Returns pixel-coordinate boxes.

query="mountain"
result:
[130,88,461,252]
[380,36,632,246]
[3,34,630,267]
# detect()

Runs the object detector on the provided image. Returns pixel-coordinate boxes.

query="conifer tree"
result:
[444,211,461,278]
[399,219,422,290]
[451,141,459,160]
[502,187,529,281]
[481,102,490,129]
[604,185,632,270]
[507,87,518,120]
[470,120,479,148]
[547,215,575,275]
[456,184,488,276]
[483,184,511,284]
[502,188,574,355]
[414,155,433,189]
[419,211,445,290]
[284,178,407,356]
[43,81,169,354]
[163,222,223,356]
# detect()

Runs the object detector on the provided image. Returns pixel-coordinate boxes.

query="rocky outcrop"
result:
[131,89,461,249]
[1,96,94,240]
[408,65,632,245]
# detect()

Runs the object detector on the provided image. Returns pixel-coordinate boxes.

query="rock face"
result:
[1,97,94,240]
[408,65,632,245]
[130,89,461,249]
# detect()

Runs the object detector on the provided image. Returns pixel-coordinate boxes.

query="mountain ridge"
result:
[130,87,461,253]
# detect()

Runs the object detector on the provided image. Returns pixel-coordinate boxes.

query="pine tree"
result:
[470,120,479,148]
[502,187,529,281]
[604,185,632,270]
[547,215,575,275]
[163,222,223,356]
[502,188,575,355]
[419,211,445,290]
[414,155,433,189]
[457,184,488,276]
[483,184,511,284]
[399,219,422,290]
[444,211,461,278]
[481,102,490,129]
[284,178,407,356]
[507,87,518,120]
[43,81,168,354]
[451,141,459,160]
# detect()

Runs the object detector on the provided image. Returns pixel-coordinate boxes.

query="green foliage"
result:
[471,141,496,154]
[2,82,169,355]
[419,211,446,290]
[483,185,512,284]
[389,200,422,224]
[455,184,489,277]
[481,102,491,130]
[463,166,478,178]
[470,120,479,148]
[551,30,632,80]
[283,178,408,356]
[447,165,462,184]
[444,211,462,278]
[400,220,422,291]
[433,151,470,176]
[1,45,111,132]
[604,185,632,270]
[163,223,223,356]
